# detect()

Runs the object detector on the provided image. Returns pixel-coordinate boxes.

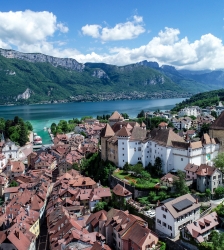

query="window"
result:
[162,222,166,227]
[123,154,124,156]
[162,207,164,211]
[123,160,124,162]
[165,208,168,212]
[181,158,183,161]
[157,219,161,224]
[122,148,124,150]
[163,214,166,219]
[122,142,124,145]
[168,225,172,231]
[213,176,216,180]
[138,147,141,151]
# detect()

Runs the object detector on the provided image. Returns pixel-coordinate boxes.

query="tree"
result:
[132,163,144,176]
[154,157,163,176]
[25,121,33,131]
[213,152,224,172]
[214,186,224,198]
[141,171,151,180]
[198,123,210,138]
[158,191,167,200]
[189,115,196,120]
[205,188,211,200]
[173,170,189,196]
[123,162,131,173]
[137,110,145,118]
[72,163,79,171]
[93,201,107,212]
[148,191,157,202]
[121,113,129,119]
[18,121,28,146]
[9,180,18,187]
[211,110,217,118]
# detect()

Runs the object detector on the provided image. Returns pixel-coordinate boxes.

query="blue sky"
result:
[0,0,224,70]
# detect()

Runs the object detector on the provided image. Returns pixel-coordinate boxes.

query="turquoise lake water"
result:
[0,98,185,144]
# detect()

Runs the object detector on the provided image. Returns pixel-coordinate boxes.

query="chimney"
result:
[196,198,198,204]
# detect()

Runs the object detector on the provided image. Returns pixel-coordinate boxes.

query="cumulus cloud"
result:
[81,24,102,38]
[81,15,145,41]
[0,10,68,47]
[0,9,223,71]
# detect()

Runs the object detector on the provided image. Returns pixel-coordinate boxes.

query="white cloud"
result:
[0,10,68,47]
[81,24,101,38]
[75,27,224,70]
[57,23,69,33]
[81,15,145,41]
[0,9,223,70]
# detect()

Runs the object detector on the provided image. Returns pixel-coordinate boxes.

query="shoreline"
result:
[0,94,190,107]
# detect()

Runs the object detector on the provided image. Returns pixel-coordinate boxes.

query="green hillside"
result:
[0,52,223,105]
[171,89,224,112]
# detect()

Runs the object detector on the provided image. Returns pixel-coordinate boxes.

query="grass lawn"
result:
[113,170,160,189]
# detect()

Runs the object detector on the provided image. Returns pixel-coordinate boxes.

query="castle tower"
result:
[100,124,115,161]
[108,111,124,127]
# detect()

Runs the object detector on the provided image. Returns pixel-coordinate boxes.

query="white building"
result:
[2,140,19,161]
[178,106,201,117]
[102,121,219,174]
[155,194,201,238]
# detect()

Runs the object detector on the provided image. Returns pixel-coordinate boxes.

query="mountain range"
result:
[0,48,224,105]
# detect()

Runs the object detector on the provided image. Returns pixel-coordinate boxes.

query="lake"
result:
[0,98,185,144]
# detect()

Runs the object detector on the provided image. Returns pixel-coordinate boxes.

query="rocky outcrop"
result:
[92,69,109,79]
[137,60,160,69]
[0,49,84,72]
[16,88,32,100]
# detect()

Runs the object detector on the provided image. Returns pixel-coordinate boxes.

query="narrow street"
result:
[36,218,49,250]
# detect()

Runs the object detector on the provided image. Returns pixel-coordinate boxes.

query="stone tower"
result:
[100,124,115,161]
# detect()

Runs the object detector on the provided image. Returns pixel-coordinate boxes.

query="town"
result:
[1,103,224,250]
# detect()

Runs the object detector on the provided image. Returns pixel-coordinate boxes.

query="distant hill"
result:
[171,89,224,112]
[0,48,223,105]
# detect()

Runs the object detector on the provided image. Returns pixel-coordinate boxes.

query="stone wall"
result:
[109,175,152,199]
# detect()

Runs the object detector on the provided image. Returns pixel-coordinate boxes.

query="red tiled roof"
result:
[113,184,132,197]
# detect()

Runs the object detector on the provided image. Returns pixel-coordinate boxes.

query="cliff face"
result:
[0,49,84,72]
[16,88,32,100]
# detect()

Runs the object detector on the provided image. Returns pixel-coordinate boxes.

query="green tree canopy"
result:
[173,170,189,196]
[213,152,224,172]
[93,201,107,212]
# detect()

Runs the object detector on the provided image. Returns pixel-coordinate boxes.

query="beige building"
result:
[209,111,224,152]
[100,123,115,162]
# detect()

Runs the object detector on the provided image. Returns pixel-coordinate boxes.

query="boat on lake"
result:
[33,134,43,145]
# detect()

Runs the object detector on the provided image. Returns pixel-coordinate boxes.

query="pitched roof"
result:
[149,128,185,147]
[113,184,132,197]
[210,111,224,129]
[109,111,123,120]
[186,212,219,243]
[161,194,200,219]
[160,173,178,183]
[130,127,147,141]
[100,124,114,138]
[196,164,219,176]
[116,126,131,137]
[121,222,158,248]
[184,163,199,173]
